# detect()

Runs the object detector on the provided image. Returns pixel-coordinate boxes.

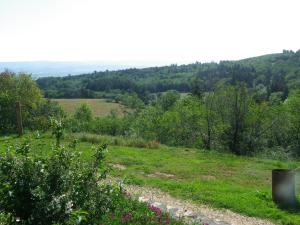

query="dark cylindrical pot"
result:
[272,169,296,208]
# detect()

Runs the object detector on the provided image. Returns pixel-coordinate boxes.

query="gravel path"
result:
[120,182,276,225]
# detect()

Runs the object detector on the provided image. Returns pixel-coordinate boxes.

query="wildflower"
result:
[149,205,162,216]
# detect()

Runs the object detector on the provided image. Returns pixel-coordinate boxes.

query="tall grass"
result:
[69,132,160,149]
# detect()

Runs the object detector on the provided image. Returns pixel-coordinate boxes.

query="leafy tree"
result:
[253,84,268,103]
[213,84,252,155]
[0,71,42,133]
[285,91,300,156]
[119,93,144,110]
[158,96,203,146]
[74,103,93,122]
[157,90,180,111]
[92,111,125,136]
[133,105,162,141]
[26,99,65,131]
[201,92,226,150]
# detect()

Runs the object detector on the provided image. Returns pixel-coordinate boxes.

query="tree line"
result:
[36,50,300,101]
[57,87,300,158]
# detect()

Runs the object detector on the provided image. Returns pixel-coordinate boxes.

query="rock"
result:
[183,210,196,218]
[175,210,184,218]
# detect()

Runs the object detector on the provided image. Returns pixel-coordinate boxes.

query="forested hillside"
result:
[37,50,300,100]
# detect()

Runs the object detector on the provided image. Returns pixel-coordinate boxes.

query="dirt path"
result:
[120,182,276,225]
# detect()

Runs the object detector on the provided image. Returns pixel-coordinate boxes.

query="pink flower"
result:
[149,205,162,216]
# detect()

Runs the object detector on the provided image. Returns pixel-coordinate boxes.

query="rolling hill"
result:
[35,50,300,100]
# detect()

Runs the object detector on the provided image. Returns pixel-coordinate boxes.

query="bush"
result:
[92,114,125,136]
[0,140,120,225]
[27,99,66,131]
[0,212,11,225]
[0,132,186,225]
[74,104,93,123]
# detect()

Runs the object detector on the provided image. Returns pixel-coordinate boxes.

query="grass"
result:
[1,133,300,225]
[69,132,160,149]
[53,98,127,117]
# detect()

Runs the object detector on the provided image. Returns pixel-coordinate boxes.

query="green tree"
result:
[157,90,180,111]
[214,84,252,155]
[285,91,300,156]
[158,96,203,146]
[133,105,162,141]
[74,103,93,122]
[26,99,66,131]
[201,92,226,150]
[0,71,42,133]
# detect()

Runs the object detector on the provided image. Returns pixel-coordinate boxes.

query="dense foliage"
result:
[0,139,117,224]
[0,71,65,134]
[0,71,42,133]
[37,50,300,102]
[64,87,300,158]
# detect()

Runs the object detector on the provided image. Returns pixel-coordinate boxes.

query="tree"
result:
[157,90,180,111]
[74,103,93,122]
[214,84,251,155]
[201,92,225,150]
[158,96,203,146]
[27,99,66,131]
[0,71,42,133]
[285,91,300,156]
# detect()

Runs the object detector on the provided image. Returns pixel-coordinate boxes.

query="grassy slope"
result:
[53,99,126,117]
[1,134,300,225]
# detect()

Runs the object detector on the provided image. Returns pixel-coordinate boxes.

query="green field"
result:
[1,134,300,225]
[53,99,126,117]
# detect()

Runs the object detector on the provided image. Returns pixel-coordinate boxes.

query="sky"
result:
[0,0,299,64]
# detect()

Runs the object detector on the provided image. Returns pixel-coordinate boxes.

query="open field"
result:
[1,134,300,225]
[53,98,127,117]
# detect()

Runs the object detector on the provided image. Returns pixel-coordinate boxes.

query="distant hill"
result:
[0,61,163,78]
[34,50,300,100]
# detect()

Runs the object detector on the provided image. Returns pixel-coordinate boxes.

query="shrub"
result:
[27,99,65,131]
[74,103,93,123]
[92,114,125,136]
[0,140,120,225]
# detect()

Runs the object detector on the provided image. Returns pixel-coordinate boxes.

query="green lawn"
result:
[1,134,300,225]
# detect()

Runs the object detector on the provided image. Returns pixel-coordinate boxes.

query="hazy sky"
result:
[0,0,299,64]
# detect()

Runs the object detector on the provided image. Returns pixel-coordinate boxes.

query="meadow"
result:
[53,98,126,117]
[1,133,300,225]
